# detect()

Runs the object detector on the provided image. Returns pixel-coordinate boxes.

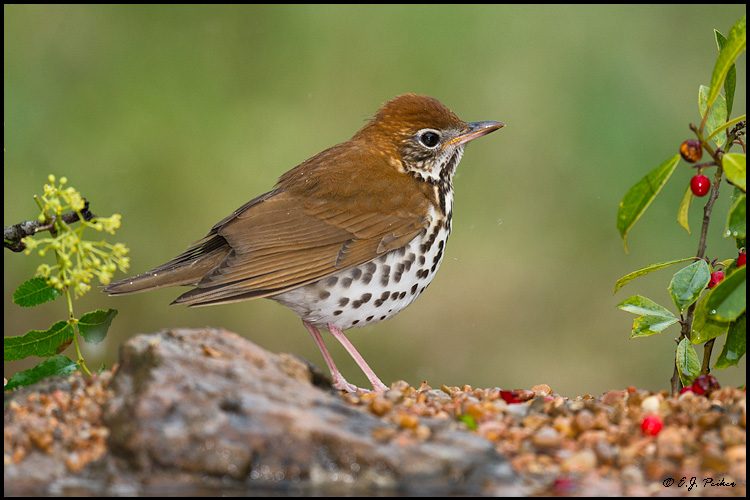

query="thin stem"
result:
[50,207,92,377]
[65,286,92,377]
[695,162,724,259]
[691,161,718,169]
[33,195,46,214]
[701,338,716,375]
[670,365,682,396]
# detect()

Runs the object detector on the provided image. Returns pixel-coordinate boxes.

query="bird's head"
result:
[354,94,504,183]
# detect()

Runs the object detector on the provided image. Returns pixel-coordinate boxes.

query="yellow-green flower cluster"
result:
[21,175,130,297]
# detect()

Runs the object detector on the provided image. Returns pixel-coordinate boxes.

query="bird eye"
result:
[418,130,441,148]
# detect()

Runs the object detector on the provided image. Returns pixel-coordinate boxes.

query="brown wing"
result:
[172,141,433,306]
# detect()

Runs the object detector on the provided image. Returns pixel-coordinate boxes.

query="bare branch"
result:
[4,201,94,252]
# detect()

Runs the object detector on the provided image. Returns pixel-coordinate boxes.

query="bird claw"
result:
[332,378,389,394]
[370,380,390,393]
[332,378,361,393]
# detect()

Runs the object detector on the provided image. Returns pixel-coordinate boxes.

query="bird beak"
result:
[449,121,505,146]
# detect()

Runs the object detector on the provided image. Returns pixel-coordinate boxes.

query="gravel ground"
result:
[342,381,746,496]
[4,370,746,496]
[4,371,113,475]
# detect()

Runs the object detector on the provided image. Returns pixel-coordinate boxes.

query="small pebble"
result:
[532,426,562,449]
[368,397,393,417]
[574,410,595,432]
[656,427,683,459]
[397,412,419,430]
[640,395,661,414]
[561,449,597,473]
[601,390,627,406]
[531,384,552,397]
[720,424,745,447]
[697,411,721,429]
[702,443,729,471]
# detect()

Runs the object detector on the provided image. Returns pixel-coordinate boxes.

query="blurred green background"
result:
[4,5,746,396]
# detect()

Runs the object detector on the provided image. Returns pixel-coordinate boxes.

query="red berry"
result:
[679,386,694,395]
[680,139,703,163]
[690,175,711,196]
[641,415,663,436]
[553,476,577,494]
[738,250,746,268]
[499,389,534,404]
[708,270,725,289]
[691,374,720,396]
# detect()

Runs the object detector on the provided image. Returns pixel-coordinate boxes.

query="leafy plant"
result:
[4,175,129,390]
[615,17,746,394]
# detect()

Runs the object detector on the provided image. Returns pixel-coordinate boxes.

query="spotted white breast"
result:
[273,211,451,329]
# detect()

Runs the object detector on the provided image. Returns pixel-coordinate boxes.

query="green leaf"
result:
[707,114,745,141]
[78,309,118,344]
[731,185,745,206]
[715,29,737,117]
[677,184,693,234]
[722,153,746,193]
[617,295,678,337]
[705,16,746,114]
[617,154,681,251]
[734,185,746,247]
[4,321,74,361]
[12,277,60,307]
[614,257,695,293]
[676,338,701,387]
[705,266,746,322]
[631,315,679,338]
[691,294,731,344]
[4,355,78,391]
[698,85,728,147]
[726,193,746,239]
[715,314,746,369]
[668,260,711,311]
[617,295,676,318]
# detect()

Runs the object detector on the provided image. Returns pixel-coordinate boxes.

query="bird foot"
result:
[369,380,390,393]
[332,378,362,393]
[332,377,389,394]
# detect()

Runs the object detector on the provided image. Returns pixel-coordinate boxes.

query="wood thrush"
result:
[105,94,504,392]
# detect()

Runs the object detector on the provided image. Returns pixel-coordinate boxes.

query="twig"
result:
[4,201,94,252]
[701,338,716,374]
[690,161,718,169]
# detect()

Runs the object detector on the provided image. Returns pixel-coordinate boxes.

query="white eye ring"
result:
[417,129,441,149]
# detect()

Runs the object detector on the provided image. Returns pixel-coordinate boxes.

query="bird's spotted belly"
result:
[273,223,449,329]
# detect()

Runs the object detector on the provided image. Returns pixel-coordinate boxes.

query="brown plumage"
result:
[105,94,504,392]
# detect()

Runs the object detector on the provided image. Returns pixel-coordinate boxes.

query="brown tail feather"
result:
[104,236,230,295]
